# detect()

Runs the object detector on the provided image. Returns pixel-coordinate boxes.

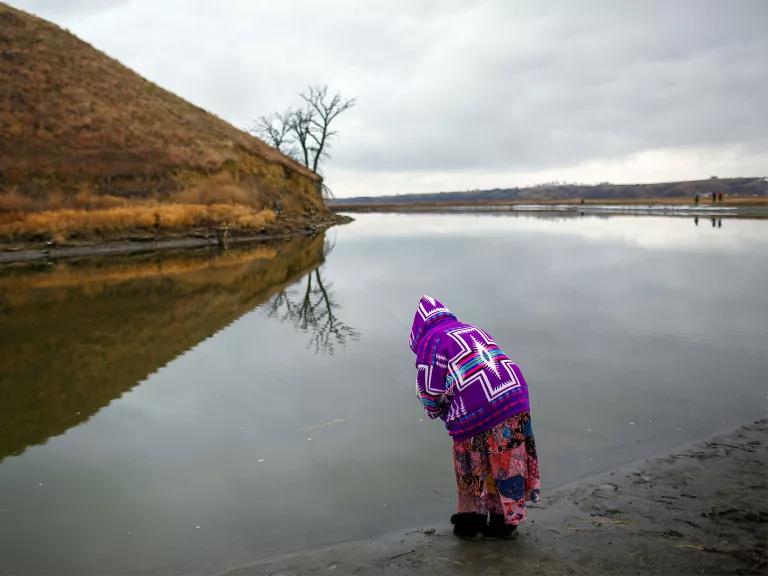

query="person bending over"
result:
[409,295,540,540]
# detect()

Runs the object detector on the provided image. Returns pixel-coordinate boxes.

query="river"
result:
[1,212,766,574]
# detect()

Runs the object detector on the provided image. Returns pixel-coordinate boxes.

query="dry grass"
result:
[0,187,131,212]
[0,203,276,242]
[0,4,325,223]
[0,4,316,179]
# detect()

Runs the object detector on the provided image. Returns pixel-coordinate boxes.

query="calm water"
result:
[1,213,767,574]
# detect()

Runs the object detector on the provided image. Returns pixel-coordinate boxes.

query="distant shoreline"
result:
[328,177,768,209]
[331,196,768,218]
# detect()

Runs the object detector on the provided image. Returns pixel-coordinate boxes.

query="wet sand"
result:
[219,419,767,576]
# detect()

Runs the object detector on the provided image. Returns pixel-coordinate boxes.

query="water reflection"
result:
[0,234,329,461]
[266,273,359,359]
[1,213,765,576]
[693,216,725,228]
[265,237,359,354]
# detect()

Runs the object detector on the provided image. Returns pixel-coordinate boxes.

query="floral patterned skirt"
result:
[452,411,540,526]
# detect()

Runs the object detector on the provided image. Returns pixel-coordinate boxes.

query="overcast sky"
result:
[10,0,768,197]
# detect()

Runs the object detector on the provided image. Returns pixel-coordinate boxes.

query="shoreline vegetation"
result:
[220,419,768,576]
[0,202,276,242]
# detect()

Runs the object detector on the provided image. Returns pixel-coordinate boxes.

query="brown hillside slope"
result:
[0,3,327,243]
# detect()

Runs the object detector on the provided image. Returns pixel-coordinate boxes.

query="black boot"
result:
[450,512,485,541]
[482,513,518,539]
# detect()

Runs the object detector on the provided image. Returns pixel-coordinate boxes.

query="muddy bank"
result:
[0,215,351,264]
[219,420,767,576]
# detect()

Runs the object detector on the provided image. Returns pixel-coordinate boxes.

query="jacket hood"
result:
[409,295,456,353]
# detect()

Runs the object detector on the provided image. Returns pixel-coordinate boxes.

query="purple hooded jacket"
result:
[409,295,530,441]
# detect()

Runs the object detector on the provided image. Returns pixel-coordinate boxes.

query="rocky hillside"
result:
[0,3,328,242]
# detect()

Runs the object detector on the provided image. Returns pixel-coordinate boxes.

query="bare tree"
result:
[250,85,354,199]
[252,110,294,155]
[290,107,315,170]
[300,85,355,174]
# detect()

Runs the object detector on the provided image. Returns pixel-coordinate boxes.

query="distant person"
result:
[712,192,717,203]
[409,295,540,540]
[718,218,722,228]
[718,192,723,202]
[694,194,700,205]
[695,216,699,226]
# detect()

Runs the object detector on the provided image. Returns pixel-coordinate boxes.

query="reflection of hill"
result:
[0,234,325,461]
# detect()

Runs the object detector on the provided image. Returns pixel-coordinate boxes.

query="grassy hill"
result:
[331,177,768,208]
[0,3,328,244]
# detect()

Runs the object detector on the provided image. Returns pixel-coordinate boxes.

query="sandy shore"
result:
[219,419,767,576]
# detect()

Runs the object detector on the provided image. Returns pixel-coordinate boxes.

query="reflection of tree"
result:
[266,266,359,355]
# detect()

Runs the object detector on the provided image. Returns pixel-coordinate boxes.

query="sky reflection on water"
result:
[0,213,766,575]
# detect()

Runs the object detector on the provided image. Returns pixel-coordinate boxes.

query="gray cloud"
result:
[9,0,768,195]
[12,0,129,18]
[335,1,768,173]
